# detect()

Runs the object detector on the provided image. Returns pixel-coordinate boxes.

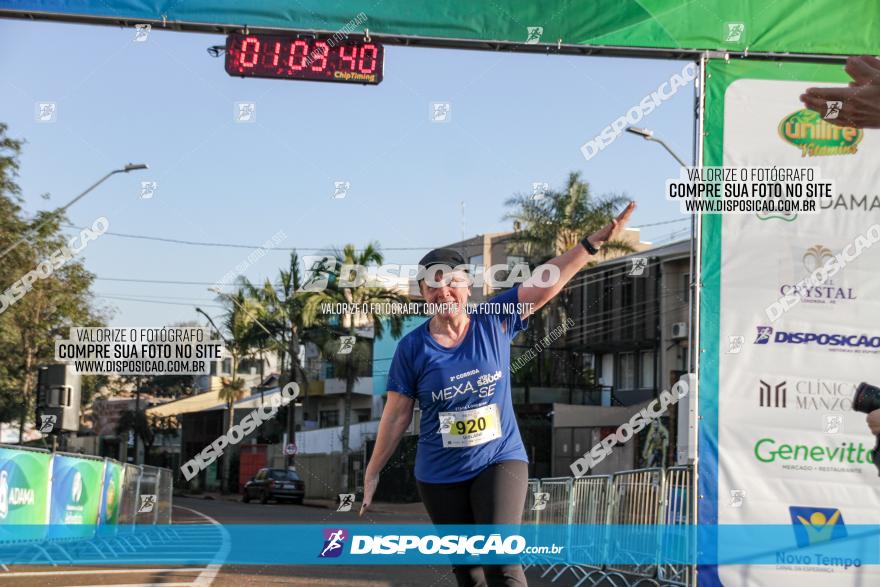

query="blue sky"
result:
[1,19,694,327]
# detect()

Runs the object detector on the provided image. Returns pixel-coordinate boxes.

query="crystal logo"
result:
[778,109,862,157]
[802,245,833,273]
[788,506,846,547]
[319,528,347,558]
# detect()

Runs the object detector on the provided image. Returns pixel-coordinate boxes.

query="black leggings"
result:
[417,460,529,587]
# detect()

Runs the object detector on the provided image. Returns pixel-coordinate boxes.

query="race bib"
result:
[437,404,501,448]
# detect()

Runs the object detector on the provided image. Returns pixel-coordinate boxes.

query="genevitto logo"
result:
[778,109,863,157]
[753,436,875,474]
[776,506,860,571]
[753,326,880,354]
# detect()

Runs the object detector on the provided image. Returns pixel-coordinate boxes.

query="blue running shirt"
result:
[386,286,529,483]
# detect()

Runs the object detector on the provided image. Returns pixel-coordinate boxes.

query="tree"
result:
[212,289,261,492]
[301,243,408,490]
[0,123,108,439]
[238,252,321,465]
[115,410,178,459]
[503,171,630,392]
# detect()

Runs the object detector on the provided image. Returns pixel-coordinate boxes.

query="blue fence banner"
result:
[0,524,877,566]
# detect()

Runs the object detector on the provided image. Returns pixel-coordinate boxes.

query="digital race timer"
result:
[225,33,384,85]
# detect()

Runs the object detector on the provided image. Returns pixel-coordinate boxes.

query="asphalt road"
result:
[0,497,583,587]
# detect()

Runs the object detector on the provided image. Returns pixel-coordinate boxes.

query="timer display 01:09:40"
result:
[225,33,384,85]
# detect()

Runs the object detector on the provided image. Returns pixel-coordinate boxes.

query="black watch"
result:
[580,236,600,255]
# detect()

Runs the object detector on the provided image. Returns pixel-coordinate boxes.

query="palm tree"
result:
[503,172,631,394]
[215,289,260,492]
[238,252,319,465]
[301,242,408,490]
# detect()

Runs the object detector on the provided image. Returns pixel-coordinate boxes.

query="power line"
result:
[60,223,437,252]
[60,220,687,252]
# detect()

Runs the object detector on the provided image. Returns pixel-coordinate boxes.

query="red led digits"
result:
[288,39,309,71]
[238,36,260,69]
[338,45,358,70]
[225,33,383,84]
[359,44,378,74]
[311,41,329,72]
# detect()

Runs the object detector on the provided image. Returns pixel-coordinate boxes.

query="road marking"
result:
[173,505,229,587]
[0,569,205,577]
[72,583,193,587]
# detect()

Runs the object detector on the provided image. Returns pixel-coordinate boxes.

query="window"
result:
[619,353,636,389]
[221,358,232,375]
[319,410,339,428]
[355,409,371,423]
[640,351,655,389]
[269,469,301,481]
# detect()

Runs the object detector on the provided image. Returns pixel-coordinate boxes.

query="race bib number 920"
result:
[438,404,501,448]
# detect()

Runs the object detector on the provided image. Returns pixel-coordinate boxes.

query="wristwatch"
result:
[580,236,600,255]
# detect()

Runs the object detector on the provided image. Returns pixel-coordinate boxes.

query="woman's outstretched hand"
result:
[587,201,637,249]
[359,469,380,516]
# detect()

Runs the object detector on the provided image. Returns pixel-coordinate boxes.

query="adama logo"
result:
[788,506,847,547]
[319,528,347,558]
[778,109,862,157]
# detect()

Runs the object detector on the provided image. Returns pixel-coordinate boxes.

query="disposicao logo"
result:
[789,506,847,547]
[778,109,862,157]
[319,528,347,558]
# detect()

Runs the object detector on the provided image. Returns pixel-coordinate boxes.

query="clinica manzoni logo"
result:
[778,109,863,157]
[758,378,856,411]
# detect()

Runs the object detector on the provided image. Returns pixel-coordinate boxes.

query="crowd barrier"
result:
[523,465,694,587]
[0,443,174,564]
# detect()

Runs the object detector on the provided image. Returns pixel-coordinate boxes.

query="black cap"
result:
[417,248,467,283]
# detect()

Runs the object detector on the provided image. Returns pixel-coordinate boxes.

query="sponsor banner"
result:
[99,460,123,525]
[0,447,51,542]
[699,59,880,586]
[0,523,875,565]
[48,454,105,540]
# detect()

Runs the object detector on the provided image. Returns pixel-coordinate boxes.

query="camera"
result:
[853,382,880,476]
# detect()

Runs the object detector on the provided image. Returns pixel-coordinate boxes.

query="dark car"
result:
[242,468,305,504]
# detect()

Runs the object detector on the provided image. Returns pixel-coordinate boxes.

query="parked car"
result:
[242,468,305,504]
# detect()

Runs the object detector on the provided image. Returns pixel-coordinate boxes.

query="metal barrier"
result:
[534,477,573,580]
[524,465,695,587]
[658,466,693,586]
[605,468,665,579]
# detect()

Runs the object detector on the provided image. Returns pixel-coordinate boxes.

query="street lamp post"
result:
[625,126,696,371]
[0,163,148,261]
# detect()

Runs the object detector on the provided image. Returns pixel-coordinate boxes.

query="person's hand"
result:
[359,469,379,516]
[800,55,880,129]
[867,409,880,436]
[587,201,637,249]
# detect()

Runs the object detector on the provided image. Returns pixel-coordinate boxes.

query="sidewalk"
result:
[177,492,428,515]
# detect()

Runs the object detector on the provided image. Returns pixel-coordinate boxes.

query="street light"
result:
[625,125,697,369]
[0,162,149,261]
[625,127,688,167]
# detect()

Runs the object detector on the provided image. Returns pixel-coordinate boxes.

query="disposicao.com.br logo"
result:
[318,528,563,557]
